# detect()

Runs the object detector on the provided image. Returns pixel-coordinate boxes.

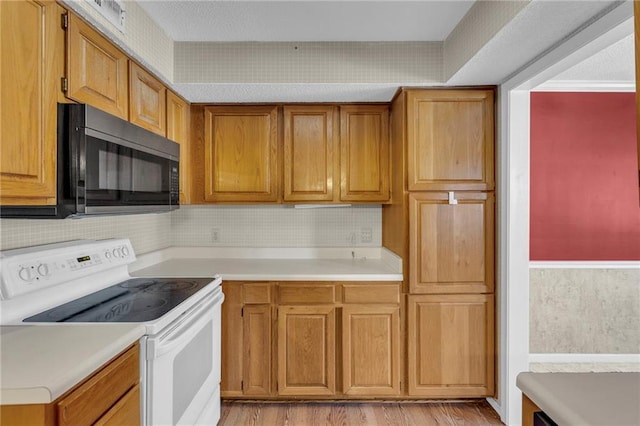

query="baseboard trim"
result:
[530,353,640,363]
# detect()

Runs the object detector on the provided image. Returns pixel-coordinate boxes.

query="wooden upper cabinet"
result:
[66,13,128,119]
[406,90,494,191]
[340,105,390,202]
[283,106,338,202]
[342,305,400,396]
[167,91,189,204]
[129,62,166,136]
[409,191,494,294]
[204,106,279,202]
[0,0,62,205]
[277,305,336,396]
[408,294,494,397]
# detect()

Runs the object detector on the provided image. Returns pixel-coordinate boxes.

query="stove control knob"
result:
[18,267,33,282]
[121,246,130,257]
[37,263,50,277]
[112,248,122,258]
[104,250,112,260]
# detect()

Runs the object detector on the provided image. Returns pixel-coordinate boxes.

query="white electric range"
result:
[0,239,224,426]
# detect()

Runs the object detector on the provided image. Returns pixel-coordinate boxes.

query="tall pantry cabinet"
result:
[383,88,495,397]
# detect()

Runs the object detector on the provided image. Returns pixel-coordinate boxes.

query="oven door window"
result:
[85,136,176,206]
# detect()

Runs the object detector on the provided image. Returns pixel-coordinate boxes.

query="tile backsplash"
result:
[0,205,381,254]
[0,213,172,255]
[171,205,381,248]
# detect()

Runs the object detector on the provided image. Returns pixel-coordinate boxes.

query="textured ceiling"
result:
[129,0,633,101]
[136,1,475,42]
[549,34,635,82]
[446,0,624,85]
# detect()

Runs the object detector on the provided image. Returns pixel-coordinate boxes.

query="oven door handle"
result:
[148,288,224,358]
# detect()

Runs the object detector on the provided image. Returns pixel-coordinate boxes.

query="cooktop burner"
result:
[24,277,215,323]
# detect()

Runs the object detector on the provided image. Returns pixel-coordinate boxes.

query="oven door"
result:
[82,130,179,214]
[143,286,224,426]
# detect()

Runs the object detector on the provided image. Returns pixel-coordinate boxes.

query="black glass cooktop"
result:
[24,277,215,323]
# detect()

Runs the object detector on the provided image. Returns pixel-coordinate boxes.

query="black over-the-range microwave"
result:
[1,103,180,219]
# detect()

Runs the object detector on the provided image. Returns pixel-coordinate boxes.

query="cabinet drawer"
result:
[94,384,140,426]
[57,344,139,426]
[342,283,400,304]
[244,283,272,304]
[278,283,336,304]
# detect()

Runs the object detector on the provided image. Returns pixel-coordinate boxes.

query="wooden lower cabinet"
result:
[221,282,274,397]
[221,281,402,399]
[407,294,494,397]
[243,304,272,396]
[342,305,400,396]
[0,344,140,426]
[277,305,336,396]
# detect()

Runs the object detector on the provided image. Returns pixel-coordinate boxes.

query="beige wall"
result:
[174,42,442,84]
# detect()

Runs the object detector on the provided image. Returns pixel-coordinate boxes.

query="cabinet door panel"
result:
[167,91,189,204]
[284,106,338,202]
[204,106,278,202]
[342,306,400,396]
[277,306,336,396]
[129,62,166,136]
[0,0,60,205]
[340,105,390,202]
[221,283,243,396]
[407,90,494,191]
[408,294,494,397]
[409,192,494,294]
[243,305,272,396]
[67,13,128,119]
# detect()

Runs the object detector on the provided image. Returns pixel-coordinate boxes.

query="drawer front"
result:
[94,384,140,426]
[57,344,139,426]
[342,283,401,304]
[244,283,272,304]
[278,283,336,304]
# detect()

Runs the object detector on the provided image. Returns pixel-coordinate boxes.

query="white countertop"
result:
[131,247,403,281]
[0,324,145,405]
[517,372,640,426]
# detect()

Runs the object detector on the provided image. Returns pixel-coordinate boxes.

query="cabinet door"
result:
[0,0,61,205]
[129,62,166,136]
[342,306,400,396]
[340,105,390,202]
[409,192,494,294]
[407,90,494,191]
[277,306,336,396]
[283,106,338,202]
[243,304,272,396]
[66,13,128,119]
[221,283,243,396]
[408,294,494,397]
[167,91,189,204]
[204,106,279,202]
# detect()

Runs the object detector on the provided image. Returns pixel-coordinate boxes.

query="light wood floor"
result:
[220,400,504,426]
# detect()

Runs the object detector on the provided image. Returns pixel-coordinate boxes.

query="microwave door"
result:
[85,136,124,204]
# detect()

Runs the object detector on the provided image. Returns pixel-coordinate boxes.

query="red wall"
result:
[530,92,640,261]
